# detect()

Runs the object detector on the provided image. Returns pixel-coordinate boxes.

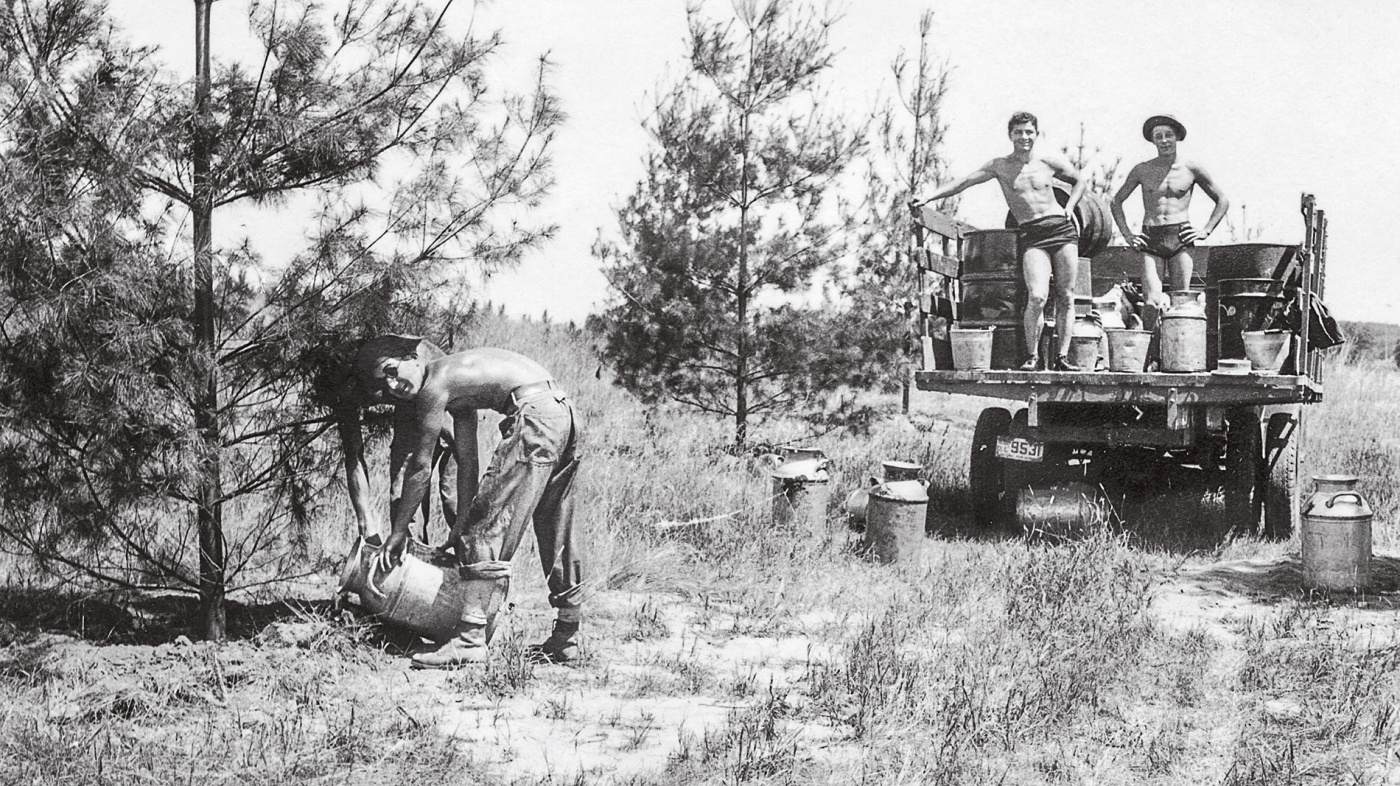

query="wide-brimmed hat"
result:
[1142,114,1187,141]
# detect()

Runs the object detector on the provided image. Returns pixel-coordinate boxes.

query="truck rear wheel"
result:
[1224,407,1263,534]
[1263,410,1300,540]
[970,407,1013,530]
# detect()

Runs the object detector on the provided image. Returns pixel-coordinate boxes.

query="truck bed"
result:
[915,369,1322,406]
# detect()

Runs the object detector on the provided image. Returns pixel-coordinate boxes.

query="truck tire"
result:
[1224,407,1263,534]
[970,407,1013,530]
[1263,410,1300,540]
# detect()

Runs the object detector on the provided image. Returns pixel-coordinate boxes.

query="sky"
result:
[109,0,1400,325]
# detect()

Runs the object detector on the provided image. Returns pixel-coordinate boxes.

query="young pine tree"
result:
[591,0,863,447]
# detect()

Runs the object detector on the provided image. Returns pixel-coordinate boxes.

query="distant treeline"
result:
[1337,321,1400,366]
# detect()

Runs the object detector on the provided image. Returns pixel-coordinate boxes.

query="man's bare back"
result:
[379,347,553,416]
[355,340,585,669]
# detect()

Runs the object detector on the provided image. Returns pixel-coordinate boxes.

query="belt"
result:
[501,379,557,415]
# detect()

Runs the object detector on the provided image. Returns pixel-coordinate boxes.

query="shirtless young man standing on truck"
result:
[357,343,585,669]
[1110,114,1230,321]
[917,111,1089,371]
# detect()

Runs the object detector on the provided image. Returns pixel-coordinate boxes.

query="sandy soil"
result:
[9,551,1400,784]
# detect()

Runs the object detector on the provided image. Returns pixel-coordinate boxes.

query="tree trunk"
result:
[192,0,225,640]
[733,66,752,450]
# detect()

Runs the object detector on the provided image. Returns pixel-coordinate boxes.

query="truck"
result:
[910,193,1332,538]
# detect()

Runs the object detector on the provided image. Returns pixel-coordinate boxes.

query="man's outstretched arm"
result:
[917,161,998,204]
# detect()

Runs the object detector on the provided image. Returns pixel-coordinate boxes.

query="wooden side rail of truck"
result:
[908,194,1330,537]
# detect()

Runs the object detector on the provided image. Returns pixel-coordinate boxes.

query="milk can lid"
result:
[771,457,830,482]
[1305,491,1373,521]
[869,479,929,503]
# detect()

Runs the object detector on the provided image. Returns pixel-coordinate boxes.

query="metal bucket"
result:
[1302,476,1373,591]
[950,326,996,370]
[1068,334,1100,371]
[864,479,929,564]
[959,319,1022,369]
[338,537,506,642]
[1219,293,1288,360]
[1242,330,1290,373]
[1106,329,1152,372]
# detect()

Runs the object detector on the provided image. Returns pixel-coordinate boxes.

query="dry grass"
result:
[2,312,1399,784]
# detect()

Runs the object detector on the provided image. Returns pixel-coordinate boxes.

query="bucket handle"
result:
[1325,492,1364,509]
[363,553,392,600]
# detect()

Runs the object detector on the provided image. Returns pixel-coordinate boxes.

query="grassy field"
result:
[2,311,1399,785]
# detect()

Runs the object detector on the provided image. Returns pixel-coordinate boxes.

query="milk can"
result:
[338,536,506,642]
[1301,475,1373,591]
[1068,316,1104,371]
[771,447,831,533]
[844,460,923,528]
[864,478,929,564]
[1158,290,1207,372]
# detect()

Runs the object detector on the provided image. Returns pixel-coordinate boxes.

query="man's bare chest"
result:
[998,160,1056,193]
[1143,165,1195,199]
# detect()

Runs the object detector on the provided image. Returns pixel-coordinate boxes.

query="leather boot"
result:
[529,619,581,664]
[410,622,488,670]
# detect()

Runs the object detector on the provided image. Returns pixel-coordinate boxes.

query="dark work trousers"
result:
[455,390,584,620]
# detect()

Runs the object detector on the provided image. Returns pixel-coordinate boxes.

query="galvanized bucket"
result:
[1106,329,1152,372]
[1242,330,1290,373]
[950,326,995,370]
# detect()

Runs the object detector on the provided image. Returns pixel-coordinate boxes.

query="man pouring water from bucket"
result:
[355,342,586,669]
[336,335,459,544]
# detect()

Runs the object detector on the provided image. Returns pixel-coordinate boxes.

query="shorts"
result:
[1017,214,1079,253]
[1142,223,1193,259]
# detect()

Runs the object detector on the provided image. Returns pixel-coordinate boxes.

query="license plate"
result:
[996,435,1044,462]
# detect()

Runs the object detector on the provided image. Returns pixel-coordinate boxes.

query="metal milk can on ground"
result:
[1301,475,1373,592]
[864,477,929,565]
[770,447,831,533]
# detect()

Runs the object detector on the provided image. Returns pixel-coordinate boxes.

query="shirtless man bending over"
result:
[357,344,585,669]
[336,335,457,543]
[1110,114,1229,320]
[918,111,1089,371]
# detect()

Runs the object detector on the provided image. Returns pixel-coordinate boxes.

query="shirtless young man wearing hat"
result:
[1110,114,1230,318]
[918,111,1089,371]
